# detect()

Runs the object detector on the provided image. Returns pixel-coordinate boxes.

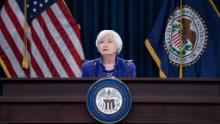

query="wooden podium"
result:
[0,78,220,123]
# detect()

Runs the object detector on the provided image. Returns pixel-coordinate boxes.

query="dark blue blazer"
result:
[82,57,136,78]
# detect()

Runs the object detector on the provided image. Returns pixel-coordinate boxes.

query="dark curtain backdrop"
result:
[0,0,165,77]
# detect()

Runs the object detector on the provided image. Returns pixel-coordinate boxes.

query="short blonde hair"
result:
[95,30,123,54]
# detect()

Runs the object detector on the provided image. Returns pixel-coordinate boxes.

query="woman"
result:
[82,30,136,78]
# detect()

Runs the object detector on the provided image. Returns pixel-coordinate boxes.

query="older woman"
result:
[82,30,136,78]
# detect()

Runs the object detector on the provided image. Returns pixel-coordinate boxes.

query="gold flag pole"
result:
[22,0,29,69]
[179,0,183,78]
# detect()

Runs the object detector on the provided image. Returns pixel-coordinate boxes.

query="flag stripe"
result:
[37,14,74,77]
[172,33,179,38]
[8,0,26,24]
[44,11,81,76]
[0,17,28,77]
[30,36,52,77]
[55,2,84,60]
[57,0,81,44]
[3,0,45,77]
[48,6,82,70]
[0,31,25,77]
[173,37,180,45]
[4,2,44,77]
[0,0,84,77]
[172,33,180,42]
[31,23,60,77]
[0,16,22,65]
[0,47,17,77]
[29,49,45,77]
[42,11,82,77]
[35,17,67,77]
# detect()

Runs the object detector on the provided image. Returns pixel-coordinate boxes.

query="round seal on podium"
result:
[86,78,132,124]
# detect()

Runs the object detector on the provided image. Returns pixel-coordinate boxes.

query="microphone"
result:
[93,59,98,77]
[126,60,133,77]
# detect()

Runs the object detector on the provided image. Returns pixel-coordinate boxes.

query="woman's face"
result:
[98,34,117,56]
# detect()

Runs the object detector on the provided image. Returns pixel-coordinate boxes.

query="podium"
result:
[0,78,220,123]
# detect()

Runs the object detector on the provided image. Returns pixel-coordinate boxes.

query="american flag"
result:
[0,0,84,78]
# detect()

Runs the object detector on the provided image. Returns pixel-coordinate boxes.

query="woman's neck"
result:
[103,55,116,64]
[102,55,116,71]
